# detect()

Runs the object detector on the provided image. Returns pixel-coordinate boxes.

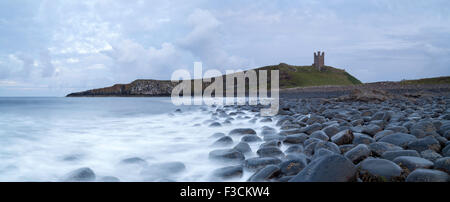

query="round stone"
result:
[323,124,340,138]
[283,133,308,144]
[339,144,356,154]
[289,154,356,182]
[331,129,354,145]
[63,167,96,182]
[359,158,402,181]
[434,157,450,173]
[243,157,282,171]
[374,130,394,141]
[209,149,245,162]
[368,142,403,156]
[285,145,304,154]
[310,130,329,141]
[385,126,408,134]
[407,136,441,152]
[247,165,280,182]
[393,156,434,171]
[353,133,375,145]
[420,149,443,162]
[241,135,262,143]
[303,123,323,135]
[381,150,420,161]
[212,166,243,180]
[212,136,233,146]
[256,146,284,158]
[209,122,222,127]
[279,159,307,176]
[229,128,256,136]
[405,169,449,182]
[362,124,382,136]
[233,142,252,154]
[260,117,273,123]
[378,133,417,148]
[344,144,371,163]
[119,157,148,167]
[209,132,225,139]
[314,141,341,154]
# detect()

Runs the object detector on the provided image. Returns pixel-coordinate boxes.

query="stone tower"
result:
[313,51,325,71]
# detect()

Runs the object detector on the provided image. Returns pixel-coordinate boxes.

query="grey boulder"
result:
[212,166,243,180]
[243,157,282,171]
[212,136,233,146]
[247,165,280,182]
[279,159,307,176]
[373,130,394,141]
[233,142,252,154]
[420,149,443,162]
[256,146,284,158]
[289,154,356,182]
[378,133,417,148]
[368,142,403,156]
[353,133,375,145]
[303,123,323,135]
[381,150,420,161]
[310,131,329,141]
[405,169,449,182]
[241,135,262,143]
[285,145,304,154]
[434,157,450,173]
[362,124,382,136]
[323,124,340,138]
[209,149,245,162]
[406,136,441,152]
[229,128,256,136]
[283,133,308,144]
[331,130,354,145]
[344,144,371,163]
[393,156,434,171]
[63,167,96,182]
[358,158,402,181]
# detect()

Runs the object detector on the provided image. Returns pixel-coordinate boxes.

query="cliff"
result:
[66,80,178,97]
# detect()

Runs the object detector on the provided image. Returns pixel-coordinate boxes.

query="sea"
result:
[0,97,279,182]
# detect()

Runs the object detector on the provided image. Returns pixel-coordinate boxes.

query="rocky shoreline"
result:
[61,87,450,182]
[205,89,450,182]
[280,82,450,99]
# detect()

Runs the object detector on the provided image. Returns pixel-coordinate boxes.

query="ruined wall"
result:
[313,51,325,71]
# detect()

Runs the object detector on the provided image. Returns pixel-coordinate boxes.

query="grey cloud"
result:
[16,54,35,78]
[0,0,450,96]
[103,39,188,82]
[39,50,55,77]
[177,9,252,70]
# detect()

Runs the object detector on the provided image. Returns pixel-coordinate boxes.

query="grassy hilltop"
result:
[257,63,362,88]
[399,76,450,85]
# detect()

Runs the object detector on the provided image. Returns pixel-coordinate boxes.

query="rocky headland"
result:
[66,79,178,97]
[66,63,363,97]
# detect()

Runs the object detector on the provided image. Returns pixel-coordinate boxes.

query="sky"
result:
[0,0,449,96]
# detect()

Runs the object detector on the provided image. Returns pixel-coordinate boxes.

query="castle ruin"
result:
[313,51,325,71]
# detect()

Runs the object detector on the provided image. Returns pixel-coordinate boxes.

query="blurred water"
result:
[0,97,277,182]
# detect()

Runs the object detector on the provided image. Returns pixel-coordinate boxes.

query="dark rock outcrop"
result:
[67,80,177,97]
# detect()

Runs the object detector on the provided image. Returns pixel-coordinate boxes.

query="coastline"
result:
[66,82,450,98]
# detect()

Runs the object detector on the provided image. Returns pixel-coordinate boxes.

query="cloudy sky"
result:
[0,0,449,96]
